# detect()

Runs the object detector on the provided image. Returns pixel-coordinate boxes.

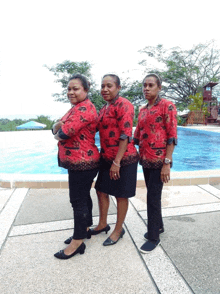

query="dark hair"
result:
[69,74,90,91]
[143,73,162,87]
[102,74,121,87]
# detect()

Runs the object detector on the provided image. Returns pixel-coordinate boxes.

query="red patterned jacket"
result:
[134,97,177,169]
[98,96,139,166]
[57,98,100,171]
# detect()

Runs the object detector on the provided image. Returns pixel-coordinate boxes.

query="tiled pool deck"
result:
[0,125,220,293]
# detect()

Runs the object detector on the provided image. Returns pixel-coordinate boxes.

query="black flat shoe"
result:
[54,242,86,260]
[64,229,92,244]
[144,228,164,240]
[90,224,110,236]
[103,228,125,246]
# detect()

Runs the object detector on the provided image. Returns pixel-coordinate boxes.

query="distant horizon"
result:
[0,113,61,120]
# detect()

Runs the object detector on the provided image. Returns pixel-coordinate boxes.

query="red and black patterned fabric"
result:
[98,96,139,166]
[57,98,100,171]
[134,97,177,169]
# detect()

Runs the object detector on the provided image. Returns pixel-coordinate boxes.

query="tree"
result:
[121,79,143,105]
[138,40,220,110]
[44,60,105,111]
[36,115,56,130]
[188,93,209,116]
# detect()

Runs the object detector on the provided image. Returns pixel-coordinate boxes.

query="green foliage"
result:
[188,93,209,116]
[44,60,104,111]
[0,116,56,132]
[0,118,26,131]
[36,115,56,130]
[121,80,144,105]
[177,115,187,126]
[139,40,220,106]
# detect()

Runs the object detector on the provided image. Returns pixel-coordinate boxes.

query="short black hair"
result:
[143,73,162,87]
[102,74,121,87]
[69,74,90,91]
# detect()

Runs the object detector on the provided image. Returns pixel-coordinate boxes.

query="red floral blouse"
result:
[134,97,177,169]
[57,98,100,171]
[98,96,139,166]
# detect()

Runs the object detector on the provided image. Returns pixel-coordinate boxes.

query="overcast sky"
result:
[0,0,220,119]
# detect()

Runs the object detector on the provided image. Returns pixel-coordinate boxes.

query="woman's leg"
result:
[93,190,110,230]
[109,197,128,241]
[143,168,163,241]
[65,169,97,255]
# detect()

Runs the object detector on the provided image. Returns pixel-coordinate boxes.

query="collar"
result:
[107,93,120,105]
[145,96,161,108]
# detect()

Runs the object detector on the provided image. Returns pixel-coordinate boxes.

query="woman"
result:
[93,74,139,246]
[52,74,100,259]
[134,73,177,253]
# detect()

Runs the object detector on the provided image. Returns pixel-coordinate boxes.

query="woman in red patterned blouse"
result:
[134,73,177,253]
[92,74,139,246]
[52,74,100,259]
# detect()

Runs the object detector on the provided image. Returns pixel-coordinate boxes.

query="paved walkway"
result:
[1,183,220,294]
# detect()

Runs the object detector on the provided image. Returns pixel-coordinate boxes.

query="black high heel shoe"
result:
[90,224,111,235]
[103,228,125,246]
[54,242,86,260]
[64,229,92,245]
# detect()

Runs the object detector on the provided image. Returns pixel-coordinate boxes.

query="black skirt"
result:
[95,158,138,198]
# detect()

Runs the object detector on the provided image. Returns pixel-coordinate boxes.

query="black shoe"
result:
[90,225,111,236]
[103,228,125,246]
[64,229,92,245]
[139,239,160,254]
[144,228,164,240]
[54,242,86,259]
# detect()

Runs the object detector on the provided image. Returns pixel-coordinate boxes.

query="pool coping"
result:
[1,170,220,189]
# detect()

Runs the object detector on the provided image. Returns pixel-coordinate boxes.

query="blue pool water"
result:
[0,127,220,174]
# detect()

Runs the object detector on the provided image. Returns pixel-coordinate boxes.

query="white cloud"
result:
[0,0,220,118]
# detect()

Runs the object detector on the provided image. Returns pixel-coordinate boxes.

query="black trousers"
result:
[68,168,98,240]
[143,168,164,241]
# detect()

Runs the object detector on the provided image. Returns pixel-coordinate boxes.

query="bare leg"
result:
[109,197,128,241]
[93,190,110,231]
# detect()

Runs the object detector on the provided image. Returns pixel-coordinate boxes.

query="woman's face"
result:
[101,76,121,102]
[142,76,161,103]
[67,79,88,105]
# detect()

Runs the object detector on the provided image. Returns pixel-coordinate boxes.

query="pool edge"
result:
[1,170,220,188]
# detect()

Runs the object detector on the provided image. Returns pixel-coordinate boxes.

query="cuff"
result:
[167,137,177,145]
[119,134,132,143]
[58,128,70,140]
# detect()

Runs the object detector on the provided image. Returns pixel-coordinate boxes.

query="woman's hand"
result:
[161,164,170,183]
[52,121,64,134]
[110,163,120,180]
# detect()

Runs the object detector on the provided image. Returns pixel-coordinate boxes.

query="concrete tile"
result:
[39,181,61,189]
[59,181,69,189]
[162,211,220,294]
[0,188,28,250]
[198,184,220,199]
[162,186,219,208]
[14,188,117,226]
[14,181,43,188]
[190,177,209,185]
[125,199,192,294]
[0,189,14,212]
[209,177,220,185]
[0,230,158,294]
[133,186,219,212]
[139,202,220,219]
[0,182,12,189]
[172,178,191,186]
[10,215,117,237]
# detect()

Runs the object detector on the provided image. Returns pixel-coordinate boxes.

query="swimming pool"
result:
[0,127,220,174]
